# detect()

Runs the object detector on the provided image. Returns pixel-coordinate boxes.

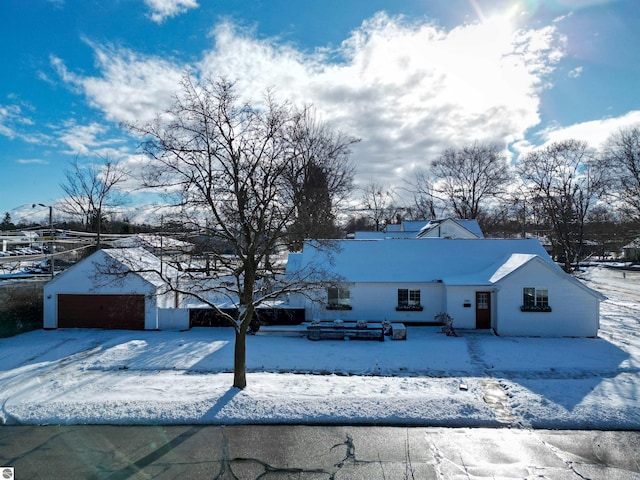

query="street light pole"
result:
[33,203,54,278]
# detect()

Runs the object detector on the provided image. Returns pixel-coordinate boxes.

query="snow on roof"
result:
[101,247,179,287]
[417,218,484,238]
[456,220,484,238]
[400,220,430,232]
[353,230,417,239]
[488,253,540,283]
[47,247,178,290]
[486,252,607,300]
[112,234,193,251]
[623,238,640,249]
[288,238,552,284]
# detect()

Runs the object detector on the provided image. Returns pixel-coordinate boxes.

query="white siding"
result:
[444,286,495,329]
[296,282,446,323]
[158,308,190,330]
[494,261,599,337]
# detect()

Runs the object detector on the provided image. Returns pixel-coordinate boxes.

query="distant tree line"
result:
[13,126,638,275]
[349,129,640,272]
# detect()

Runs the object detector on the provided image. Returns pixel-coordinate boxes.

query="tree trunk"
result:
[97,208,102,250]
[233,328,247,389]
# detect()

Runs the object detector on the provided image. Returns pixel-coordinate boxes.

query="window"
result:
[327,287,351,310]
[397,288,423,311]
[521,287,551,312]
[477,292,489,310]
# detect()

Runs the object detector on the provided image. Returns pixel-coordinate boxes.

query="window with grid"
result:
[327,287,351,309]
[398,289,421,308]
[522,287,550,312]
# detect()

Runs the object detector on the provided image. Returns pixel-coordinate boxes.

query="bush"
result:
[0,282,44,338]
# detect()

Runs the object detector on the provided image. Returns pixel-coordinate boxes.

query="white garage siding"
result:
[43,248,174,330]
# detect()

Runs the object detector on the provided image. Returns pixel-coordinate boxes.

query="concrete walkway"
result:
[1,425,639,479]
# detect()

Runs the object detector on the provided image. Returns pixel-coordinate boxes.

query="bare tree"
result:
[431,142,512,219]
[284,106,358,249]
[360,182,399,231]
[403,168,438,220]
[602,126,640,220]
[128,76,349,389]
[59,156,128,248]
[517,139,608,271]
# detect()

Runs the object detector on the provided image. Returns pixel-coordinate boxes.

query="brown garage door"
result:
[58,294,145,330]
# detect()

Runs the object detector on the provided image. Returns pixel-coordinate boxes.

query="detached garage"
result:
[44,248,177,330]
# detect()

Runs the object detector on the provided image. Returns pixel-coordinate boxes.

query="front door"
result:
[475,291,491,329]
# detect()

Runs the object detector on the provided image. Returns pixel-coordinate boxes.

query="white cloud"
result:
[0,102,50,144]
[57,120,132,159]
[17,158,49,165]
[568,66,583,78]
[52,48,185,125]
[58,121,108,155]
[144,0,198,23]
[198,14,565,181]
[56,13,567,188]
[538,111,640,148]
[0,105,19,139]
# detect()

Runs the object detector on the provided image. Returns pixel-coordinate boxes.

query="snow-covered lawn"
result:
[0,266,638,427]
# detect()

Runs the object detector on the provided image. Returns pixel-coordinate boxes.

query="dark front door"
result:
[475,291,491,329]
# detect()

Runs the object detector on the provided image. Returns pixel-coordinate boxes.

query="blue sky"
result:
[1,0,639,221]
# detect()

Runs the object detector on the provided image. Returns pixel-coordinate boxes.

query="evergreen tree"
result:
[1,212,16,231]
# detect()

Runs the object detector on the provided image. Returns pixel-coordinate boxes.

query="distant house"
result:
[44,248,179,330]
[416,218,483,239]
[286,238,605,337]
[623,238,640,262]
[354,218,483,240]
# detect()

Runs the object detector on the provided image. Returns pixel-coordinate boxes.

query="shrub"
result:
[0,282,44,338]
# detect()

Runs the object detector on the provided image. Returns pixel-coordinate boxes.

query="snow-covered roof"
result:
[288,238,551,284]
[46,247,177,290]
[417,218,484,239]
[488,253,539,283]
[623,238,640,249]
[102,247,179,287]
[354,219,481,240]
[288,240,605,300]
[400,220,430,232]
[112,234,193,251]
[456,220,484,238]
[487,252,607,300]
[353,230,417,239]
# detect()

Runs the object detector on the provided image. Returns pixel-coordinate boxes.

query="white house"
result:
[285,238,605,337]
[416,218,483,239]
[623,238,640,262]
[354,218,483,240]
[43,248,179,330]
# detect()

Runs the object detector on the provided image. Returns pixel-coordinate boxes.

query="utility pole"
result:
[33,203,54,278]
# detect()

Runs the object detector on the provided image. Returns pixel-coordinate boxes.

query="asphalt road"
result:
[0,425,639,479]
